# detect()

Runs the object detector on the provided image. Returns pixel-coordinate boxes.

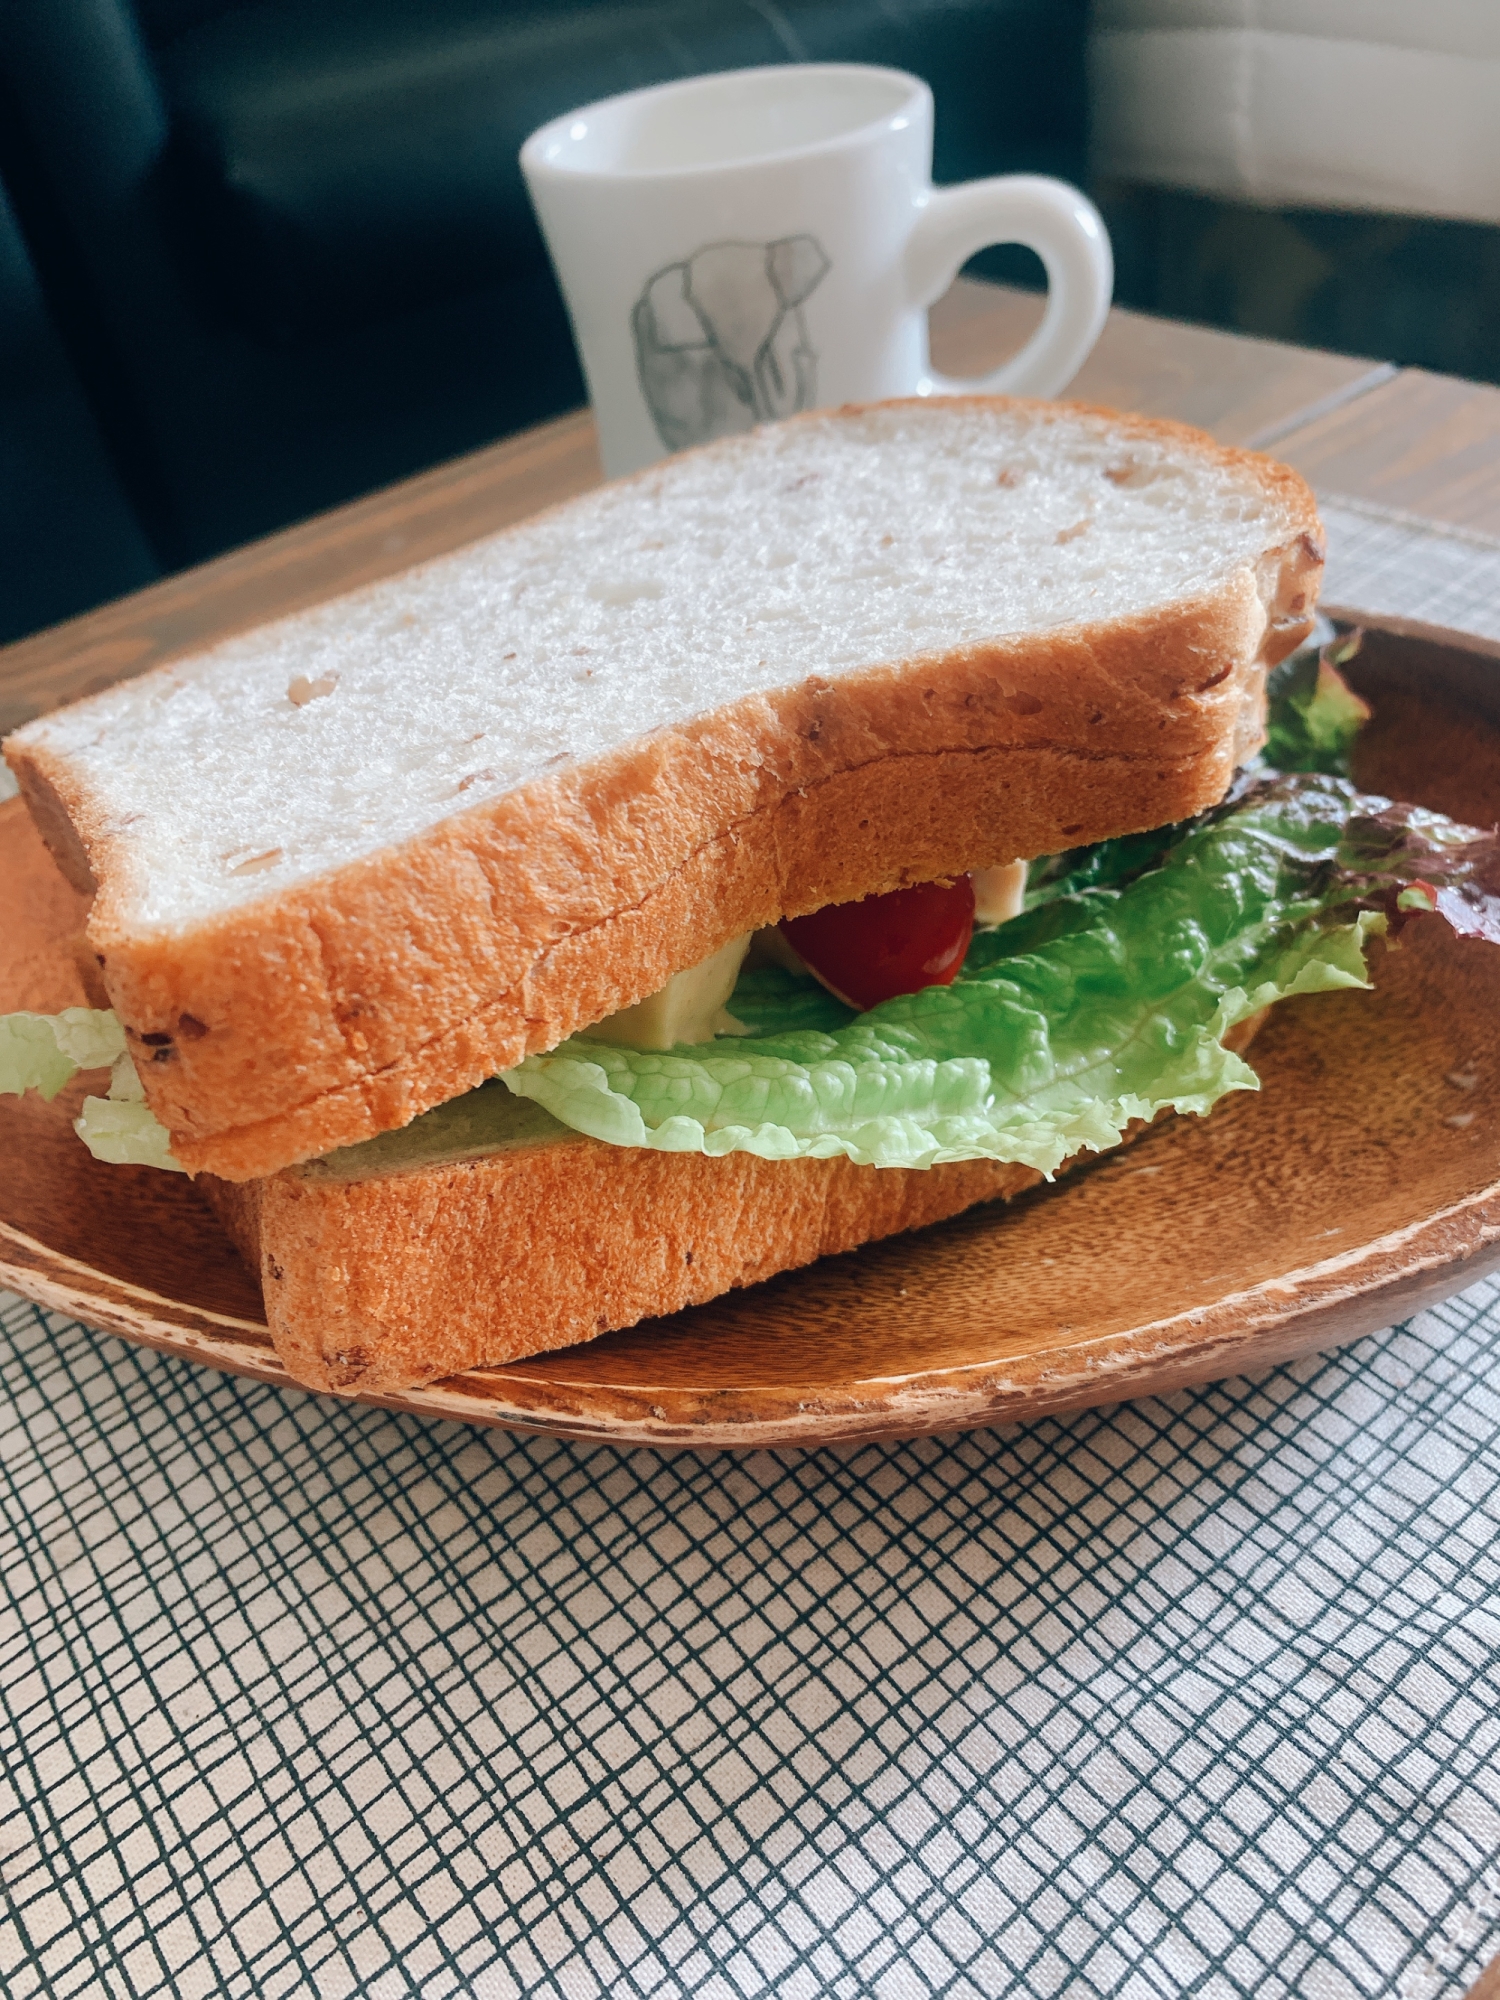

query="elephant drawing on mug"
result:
[631,235,832,452]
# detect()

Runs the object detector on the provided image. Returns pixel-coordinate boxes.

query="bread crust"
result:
[202,1009,1269,1396]
[205,1141,1040,1395]
[6,398,1322,1181]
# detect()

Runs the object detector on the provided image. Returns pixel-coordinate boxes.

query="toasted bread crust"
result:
[7,400,1322,1181]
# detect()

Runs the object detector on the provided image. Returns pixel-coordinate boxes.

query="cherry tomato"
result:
[781,876,976,1012]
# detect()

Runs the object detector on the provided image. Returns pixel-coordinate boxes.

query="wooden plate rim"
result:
[6,1166,1499,1447]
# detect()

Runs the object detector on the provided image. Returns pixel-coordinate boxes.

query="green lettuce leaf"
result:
[0,1008,126,1100]
[74,1093,186,1173]
[1262,625,1369,778]
[501,775,1499,1174]
[1022,823,1184,908]
[0,1006,185,1171]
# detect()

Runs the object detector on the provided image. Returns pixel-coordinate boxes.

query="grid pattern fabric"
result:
[2,1282,1499,2000]
[1320,491,1500,646]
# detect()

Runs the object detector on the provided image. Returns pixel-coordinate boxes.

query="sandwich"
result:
[3,399,1497,1396]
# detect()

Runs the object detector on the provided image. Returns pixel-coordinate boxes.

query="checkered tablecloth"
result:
[5,494,1500,2000]
[1320,492,1500,649]
[3,1276,1500,2000]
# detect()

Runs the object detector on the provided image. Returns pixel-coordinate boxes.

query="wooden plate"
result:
[4,626,1499,1446]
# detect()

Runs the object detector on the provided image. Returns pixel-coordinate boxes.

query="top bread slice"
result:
[5,397,1322,1182]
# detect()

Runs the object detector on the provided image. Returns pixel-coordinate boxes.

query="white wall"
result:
[1090,1,1500,223]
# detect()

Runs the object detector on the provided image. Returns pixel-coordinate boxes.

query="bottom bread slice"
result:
[204,1010,1267,1399]
[202,1089,1041,1396]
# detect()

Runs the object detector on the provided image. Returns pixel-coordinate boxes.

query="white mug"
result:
[521,63,1113,479]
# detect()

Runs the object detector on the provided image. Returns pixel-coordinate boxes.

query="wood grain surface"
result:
[927,281,1390,450]
[0,278,1398,735]
[1277,368,1500,536]
[3,629,1498,1446]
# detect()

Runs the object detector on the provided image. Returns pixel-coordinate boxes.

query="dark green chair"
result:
[0,0,1089,600]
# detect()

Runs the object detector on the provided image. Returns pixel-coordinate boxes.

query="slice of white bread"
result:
[203,1089,1040,1395]
[5,398,1321,1182]
[206,1008,1270,1396]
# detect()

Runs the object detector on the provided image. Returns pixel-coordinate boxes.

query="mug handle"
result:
[905,176,1113,399]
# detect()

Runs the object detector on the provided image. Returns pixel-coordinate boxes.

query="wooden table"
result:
[5,276,1500,741]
